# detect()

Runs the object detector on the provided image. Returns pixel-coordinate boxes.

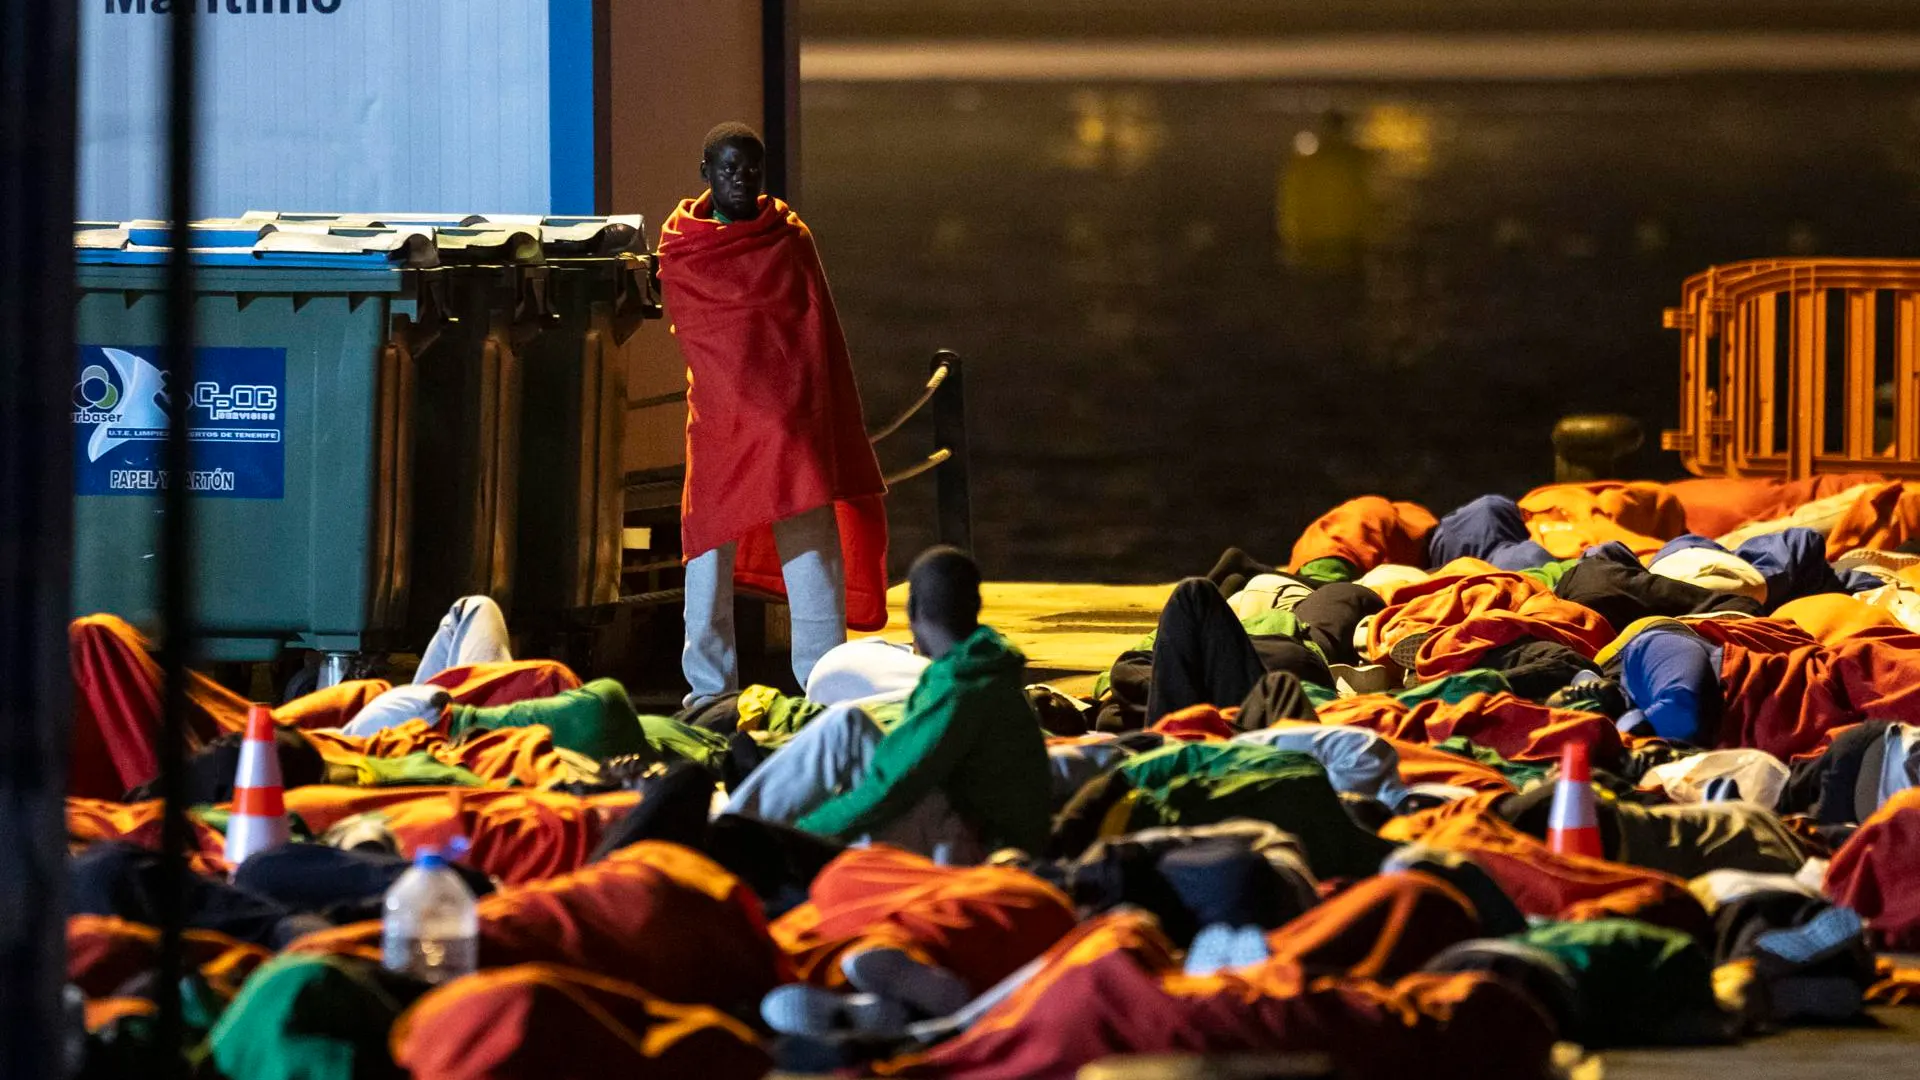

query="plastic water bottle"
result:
[381,846,478,984]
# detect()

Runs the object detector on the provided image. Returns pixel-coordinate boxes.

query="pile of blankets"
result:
[60,474,1920,1079]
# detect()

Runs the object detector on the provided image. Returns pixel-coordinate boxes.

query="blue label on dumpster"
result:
[73,345,285,499]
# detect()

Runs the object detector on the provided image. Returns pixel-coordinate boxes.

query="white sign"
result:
[80,0,591,220]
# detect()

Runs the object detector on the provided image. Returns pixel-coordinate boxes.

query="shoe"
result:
[761,984,909,1037]
[320,812,398,854]
[1751,905,1864,968]
[1230,925,1272,969]
[761,984,842,1036]
[1388,631,1432,672]
[1183,923,1241,977]
[841,947,972,1019]
[1701,776,1743,803]
[1328,663,1393,696]
[1185,925,1271,975]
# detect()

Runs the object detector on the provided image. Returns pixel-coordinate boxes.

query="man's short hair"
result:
[703,121,765,162]
[909,546,982,634]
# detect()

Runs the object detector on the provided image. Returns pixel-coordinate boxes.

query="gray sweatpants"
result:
[722,702,984,864]
[683,503,847,707]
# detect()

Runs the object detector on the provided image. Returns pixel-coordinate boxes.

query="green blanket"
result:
[448,678,643,761]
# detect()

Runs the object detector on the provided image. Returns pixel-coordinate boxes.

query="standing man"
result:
[657,122,889,707]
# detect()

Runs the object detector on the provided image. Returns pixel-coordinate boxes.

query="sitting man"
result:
[724,547,1050,862]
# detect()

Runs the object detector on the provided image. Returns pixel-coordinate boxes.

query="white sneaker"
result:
[1328,663,1393,696]
[1230,925,1272,969]
[1183,923,1241,976]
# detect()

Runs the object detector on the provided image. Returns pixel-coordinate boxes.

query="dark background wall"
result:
[792,6,1920,580]
[804,1,1920,37]
[606,0,766,477]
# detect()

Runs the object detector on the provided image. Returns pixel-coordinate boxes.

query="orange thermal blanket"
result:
[657,192,889,631]
[289,841,789,1010]
[1518,481,1686,560]
[771,845,1076,994]
[1289,496,1438,572]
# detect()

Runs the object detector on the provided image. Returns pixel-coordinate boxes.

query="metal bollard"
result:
[1551,413,1644,483]
[931,349,973,554]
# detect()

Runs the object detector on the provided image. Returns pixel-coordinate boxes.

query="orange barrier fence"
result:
[1664,258,1920,479]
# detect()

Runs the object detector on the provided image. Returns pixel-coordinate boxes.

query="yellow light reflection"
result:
[1060,90,1165,174]
[1357,103,1433,179]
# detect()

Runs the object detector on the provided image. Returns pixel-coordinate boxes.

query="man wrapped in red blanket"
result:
[657,122,888,709]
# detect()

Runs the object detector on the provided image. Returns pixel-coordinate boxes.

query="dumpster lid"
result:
[123,220,270,248]
[76,218,440,269]
[255,227,441,268]
[536,218,647,257]
[238,212,650,258]
[75,225,131,250]
[455,214,647,258]
[76,242,433,270]
[82,213,652,268]
[433,227,544,265]
[244,211,480,228]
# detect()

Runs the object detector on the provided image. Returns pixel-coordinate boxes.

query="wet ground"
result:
[800,74,1920,582]
[1603,1006,1920,1077]
[768,1008,1920,1079]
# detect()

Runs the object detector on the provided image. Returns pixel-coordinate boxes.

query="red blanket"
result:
[68,915,269,1006]
[771,845,1076,994]
[395,964,770,1080]
[290,841,790,1008]
[1716,632,1920,760]
[1381,798,1704,936]
[873,910,1555,1080]
[657,193,889,631]
[1366,571,1612,665]
[1827,788,1920,949]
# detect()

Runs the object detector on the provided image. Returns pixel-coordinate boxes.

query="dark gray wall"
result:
[805,0,1920,37]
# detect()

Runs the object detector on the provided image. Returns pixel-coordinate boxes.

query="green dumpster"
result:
[235,214,542,645]
[512,216,660,620]
[70,222,439,662]
[403,225,545,640]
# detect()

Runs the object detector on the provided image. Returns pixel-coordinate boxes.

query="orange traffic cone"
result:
[226,704,290,866]
[1547,740,1603,858]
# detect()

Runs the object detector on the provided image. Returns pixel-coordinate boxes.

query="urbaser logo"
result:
[72,347,170,463]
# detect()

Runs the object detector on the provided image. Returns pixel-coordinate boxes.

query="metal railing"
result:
[616,348,972,607]
[884,350,974,553]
